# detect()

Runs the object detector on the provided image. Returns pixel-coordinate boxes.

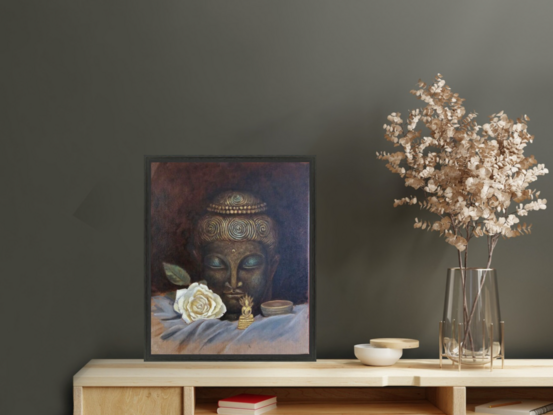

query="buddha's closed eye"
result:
[205,256,226,269]
[241,254,264,269]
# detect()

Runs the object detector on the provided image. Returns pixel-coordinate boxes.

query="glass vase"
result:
[441,268,504,367]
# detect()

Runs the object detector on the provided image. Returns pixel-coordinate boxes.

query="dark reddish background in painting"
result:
[149,161,310,305]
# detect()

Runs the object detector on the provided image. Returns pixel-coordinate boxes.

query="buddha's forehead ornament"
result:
[207,191,267,215]
[197,191,278,253]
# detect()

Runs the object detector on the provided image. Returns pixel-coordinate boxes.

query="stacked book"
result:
[475,400,553,415]
[217,394,277,415]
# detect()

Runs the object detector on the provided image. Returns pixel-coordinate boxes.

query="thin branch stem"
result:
[462,234,500,347]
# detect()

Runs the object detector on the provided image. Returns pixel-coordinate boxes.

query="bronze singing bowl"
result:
[260,300,294,317]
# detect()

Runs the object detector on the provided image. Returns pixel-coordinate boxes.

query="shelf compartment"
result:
[195,386,464,415]
[466,387,553,415]
[196,401,443,414]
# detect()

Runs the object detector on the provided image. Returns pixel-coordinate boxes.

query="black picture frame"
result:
[145,156,316,361]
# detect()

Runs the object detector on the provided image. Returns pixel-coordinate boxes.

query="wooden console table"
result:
[73,359,553,415]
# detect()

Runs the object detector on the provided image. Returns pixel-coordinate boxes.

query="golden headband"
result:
[206,191,267,215]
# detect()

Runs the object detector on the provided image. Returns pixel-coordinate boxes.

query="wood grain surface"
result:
[183,386,195,415]
[427,387,466,415]
[82,387,182,415]
[73,359,553,387]
[73,387,83,415]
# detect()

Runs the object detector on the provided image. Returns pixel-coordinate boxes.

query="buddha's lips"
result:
[224,292,244,299]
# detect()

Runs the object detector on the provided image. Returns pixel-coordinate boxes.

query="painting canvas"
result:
[145,156,315,361]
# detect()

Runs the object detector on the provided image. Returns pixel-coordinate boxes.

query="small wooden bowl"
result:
[370,338,419,350]
[261,300,293,317]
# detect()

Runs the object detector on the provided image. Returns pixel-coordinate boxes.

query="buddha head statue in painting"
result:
[195,191,280,320]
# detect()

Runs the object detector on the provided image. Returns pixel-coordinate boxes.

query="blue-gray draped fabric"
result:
[151,295,309,355]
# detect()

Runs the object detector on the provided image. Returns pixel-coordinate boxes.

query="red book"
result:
[218,394,277,410]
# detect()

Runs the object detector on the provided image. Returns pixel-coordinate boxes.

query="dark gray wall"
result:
[2,1,553,413]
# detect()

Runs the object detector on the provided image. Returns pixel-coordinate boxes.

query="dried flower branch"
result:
[378,74,548,269]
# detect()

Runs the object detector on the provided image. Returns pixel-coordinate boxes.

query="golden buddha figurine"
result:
[237,294,255,330]
[194,191,280,321]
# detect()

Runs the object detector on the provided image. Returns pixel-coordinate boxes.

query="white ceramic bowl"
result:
[354,344,403,366]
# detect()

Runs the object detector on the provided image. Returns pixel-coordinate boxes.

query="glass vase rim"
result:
[448,267,495,271]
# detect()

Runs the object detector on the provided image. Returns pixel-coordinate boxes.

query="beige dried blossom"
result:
[377,74,548,268]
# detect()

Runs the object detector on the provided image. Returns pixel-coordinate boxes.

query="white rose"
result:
[173,283,226,324]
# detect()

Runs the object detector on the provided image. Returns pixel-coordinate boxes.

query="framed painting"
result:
[145,156,315,361]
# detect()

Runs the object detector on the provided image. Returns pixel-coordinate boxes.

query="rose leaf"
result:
[163,262,191,286]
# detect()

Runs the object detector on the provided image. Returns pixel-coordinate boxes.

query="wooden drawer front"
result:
[82,387,182,415]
